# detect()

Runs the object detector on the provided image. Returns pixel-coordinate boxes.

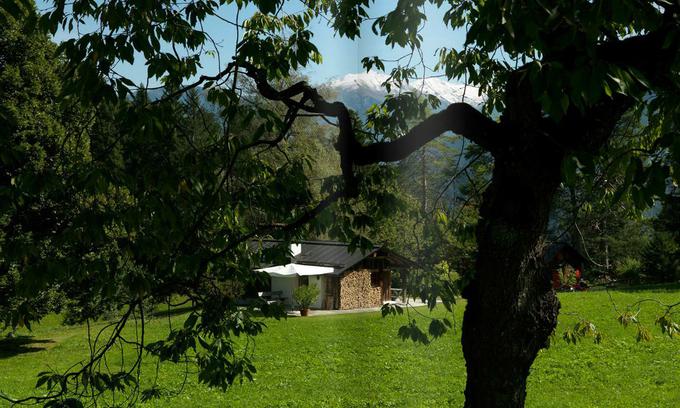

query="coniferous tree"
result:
[643,194,680,282]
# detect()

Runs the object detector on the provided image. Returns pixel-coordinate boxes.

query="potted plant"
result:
[293,285,319,316]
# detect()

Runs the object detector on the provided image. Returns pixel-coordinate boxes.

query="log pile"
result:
[338,269,383,309]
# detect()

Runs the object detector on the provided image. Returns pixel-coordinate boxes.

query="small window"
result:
[370,272,381,288]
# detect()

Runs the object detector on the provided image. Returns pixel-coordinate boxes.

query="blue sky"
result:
[41,1,466,85]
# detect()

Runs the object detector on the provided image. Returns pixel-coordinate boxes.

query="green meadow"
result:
[2,286,680,407]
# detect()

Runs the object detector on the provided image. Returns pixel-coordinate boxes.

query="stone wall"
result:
[338,269,385,310]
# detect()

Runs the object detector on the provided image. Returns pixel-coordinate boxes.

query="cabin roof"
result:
[250,240,414,275]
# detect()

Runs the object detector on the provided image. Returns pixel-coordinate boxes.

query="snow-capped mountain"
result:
[325,71,485,114]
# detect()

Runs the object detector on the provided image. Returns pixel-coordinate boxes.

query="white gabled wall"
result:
[270,276,297,307]
[270,275,327,309]
[308,275,326,309]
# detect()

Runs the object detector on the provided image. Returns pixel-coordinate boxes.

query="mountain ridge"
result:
[324,71,485,115]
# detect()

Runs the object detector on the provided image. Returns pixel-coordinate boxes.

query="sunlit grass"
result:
[2,286,680,407]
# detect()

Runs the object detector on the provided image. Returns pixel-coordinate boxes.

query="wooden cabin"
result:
[252,240,413,310]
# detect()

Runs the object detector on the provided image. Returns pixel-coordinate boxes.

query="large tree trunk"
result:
[461,148,563,407]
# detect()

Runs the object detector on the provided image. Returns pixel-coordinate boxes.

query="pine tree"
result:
[643,194,680,282]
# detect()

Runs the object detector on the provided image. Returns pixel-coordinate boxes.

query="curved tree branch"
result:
[597,29,680,90]
[353,103,504,164]
[209,190,344,261]
[238,61,503,196]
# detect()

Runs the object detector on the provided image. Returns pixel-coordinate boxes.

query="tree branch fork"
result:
[233,61,504,197]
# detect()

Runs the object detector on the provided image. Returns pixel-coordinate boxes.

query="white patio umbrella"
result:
[255,264,295,277]
[291,264,334,276]
[256,264,334,277]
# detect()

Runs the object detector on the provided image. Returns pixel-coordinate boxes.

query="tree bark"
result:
[461,145,564,407]
[240,61,633,407]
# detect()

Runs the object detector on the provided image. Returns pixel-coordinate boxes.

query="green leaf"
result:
[561,155,579,186]
[184,313,199,329]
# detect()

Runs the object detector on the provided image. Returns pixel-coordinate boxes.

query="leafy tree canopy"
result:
[1,0,680,406]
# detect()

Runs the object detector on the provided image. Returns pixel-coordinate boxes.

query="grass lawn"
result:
[2,285,680,407]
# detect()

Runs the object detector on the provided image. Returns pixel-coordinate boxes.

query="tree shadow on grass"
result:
[612,282,680,293]
[149,305,194,319]
[149,304,280,321]
[0,335,55,359]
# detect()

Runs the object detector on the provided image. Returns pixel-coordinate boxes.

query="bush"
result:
[642,195,680,283]
[293,285,319,310]
[615,257,643,283]
[642,231,680,283]
[0,267,64,332]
